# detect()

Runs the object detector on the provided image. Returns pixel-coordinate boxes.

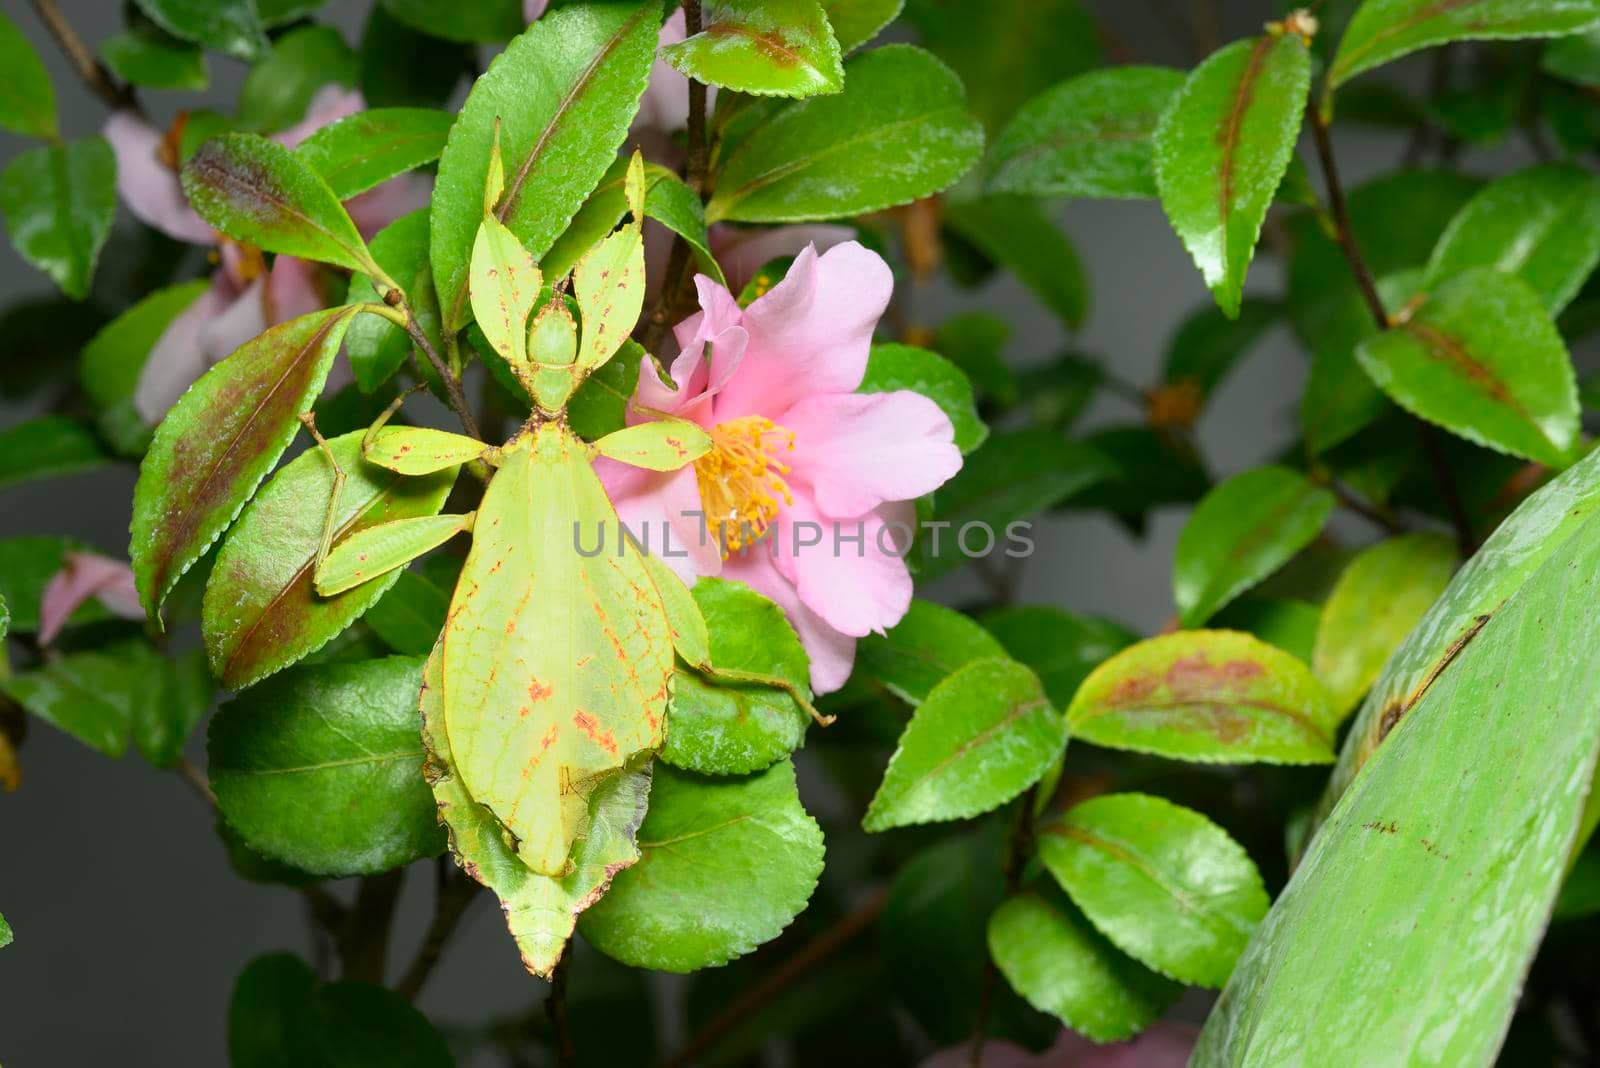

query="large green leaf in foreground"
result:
[1195,471,1600,1066]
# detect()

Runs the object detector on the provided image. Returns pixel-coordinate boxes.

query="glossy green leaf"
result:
[379,0,523,43]
[988,66,1184,200]
[1329,0,1600,89]
[1069,630,1337,764]
[210,656,443,876]
[664,0,843,97]
[988,890,1179,1043]
[296,108,452,201]
[1424,163,1600,314]
[0,137,116,300]
[982,605,1137,709]
[101,22,209,94]
[923,429,1115,580]
[1543,24,1600,84]
[1174,466,1336,627]
[0,10,57,140]
[1195,486,1600,1067]
[0,592,8,643]
[181,132,377,275]
[1313,533,1457,720]
[1153,32,1310,318]
[943,195,1087,328]
[137,648,212,769]
[0,416,109,488]
[1301,271,1420,455]
[0,912,11,950]
[855,599,1007,705]
[902,0,1099,133]
[568,340,644,440]
[346,209,429,393]
[238,25,357,134]
[1355,268,1579,466]
[134,0,266,60]
[664,578,813,775]
[820,0,901,50]
[442,425,673,875]
[359,5,469,110]
[580,759,825,972]
[864,657,1064,831]
[365,566,451,656]
[202,430,456,689]
[708,45,984,223]
[858,343,986,454]
[0,639,168,758]
[132,306,359,617]
[431,1,658,331]
[641,169,725,285]
[1039,792,1269,988]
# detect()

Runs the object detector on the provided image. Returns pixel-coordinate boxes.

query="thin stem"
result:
[175,756,217,807]
[29,0,142,116]
[682,0,708,196]
[1418,423,1478,555]
[659,889,889,1068]
[546,944,576,1068]
[404,314,482,440]
[970,786,1037,1066]
[1321,477,1405,536]
[337,871,405,984]
[397,860,481,1001]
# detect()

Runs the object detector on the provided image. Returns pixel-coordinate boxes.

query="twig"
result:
[403,312,482,440]
[175,755,218,807]
[397,859,481,1001]
[546,944,576,1068]
[1323,478,1405,535]
[660,889,889,1068]
[337,871,406,984]
[970,787,1037,1066]
[1418,423,1477,555]
[29,0,142,116]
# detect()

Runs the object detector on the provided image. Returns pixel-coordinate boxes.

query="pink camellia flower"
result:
[597,242,963,693]
[38,553,144,645]
[104,86,429,422]
[917,1023,1198,1068]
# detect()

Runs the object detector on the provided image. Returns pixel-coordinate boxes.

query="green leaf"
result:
[982,605,1137,709]
[1195,483,1600,1067]
[567,339,644,440]
[1068,630,1337,764]
[664,579,812,775]
[1038,792,1269,988]
[258,0,328,25]
[1153,32,1310,318]
[1355,268,1579,466]
[0,592,8,643]
[988,66,1184,200]
[1312,533,1457,720]
[379,0,524,43]
[1015,353,1101,432]
[229,954,318,1068]
[133,0,265,59]
[0,640,169,758]
[934,311,1017,406]
[859,343,986,455]
[1329,0,1600,89]
[988,890,1179,1043]
[0,536,113,633]
[864,657,1065,831]
[131,306,359,617]
[641,169,726,285]
[210,656,443,876]
[1173,466,1336,627]
[1424,163,1600,314]
[237,25,357,134]
[101,22,209,92]
[296,108,451,201]
[1212,596,1322,663]
[664,0,843,97]
[1162,297,1281,400]
[707,45,984,224]
[580,759,824,972]
[346,209,429,393]
[182,134,379,277]
[922,429,1115,580]
[365,567,452,656]
[0,912,11,950]
[202,430,456,689]
[1301,271,1420,455]
[1543,24,1600,85]
[136,647,212,768]
[359,5,470,109]
[0,415,109,488]
[855,599,1007,705]
[0,137,116,300]
[902,0,1099,133]
[0,10,57,140]
[430,1,659,331]
[820,0,901,51]
[943,195,1087,328]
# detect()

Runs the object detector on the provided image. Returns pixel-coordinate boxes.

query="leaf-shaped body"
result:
[441,422,673,875]
[1153,33,1310,318]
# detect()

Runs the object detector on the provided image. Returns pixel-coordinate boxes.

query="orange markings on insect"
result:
[572,710,618,755]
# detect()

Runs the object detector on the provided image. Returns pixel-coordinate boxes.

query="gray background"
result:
[0,1,1502,1064]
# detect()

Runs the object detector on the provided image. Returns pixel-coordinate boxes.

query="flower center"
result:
[693,415,796,556]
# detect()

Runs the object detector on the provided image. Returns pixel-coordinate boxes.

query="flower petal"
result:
[104,111,215,245]
[524,0,550,20]
[134,274,238,422]
[635,8,690,135]
[346,173,432,239]
[781,390,961,517]
[596,462,722,585]
[715,241,891,420]
[39,553,143,645]
[710,223,855,294]
[274,85,364,149]
[719,549,856,694]
[769,494,913,640]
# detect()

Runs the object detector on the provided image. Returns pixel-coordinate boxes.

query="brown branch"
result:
[660,889,889,1068]
[337,871,406,984]
[1323,478,1406,535]
[397,859,481,1001]
[402,311,482,440]
[546,944,576,1068]
[175,755,218,807]
[29,0,142,117]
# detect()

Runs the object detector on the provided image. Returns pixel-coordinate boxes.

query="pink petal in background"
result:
[39,553,143,645]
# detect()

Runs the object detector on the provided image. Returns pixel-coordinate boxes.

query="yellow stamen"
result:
[693,415,797,556]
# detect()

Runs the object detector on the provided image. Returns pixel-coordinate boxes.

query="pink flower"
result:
[597,242,962,693]
[104,87,429,422]
[39,553,143,645]
[917,1023,1198,1068]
